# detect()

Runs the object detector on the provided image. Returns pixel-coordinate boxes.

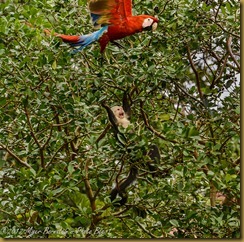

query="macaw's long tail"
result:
[44,26,108,54]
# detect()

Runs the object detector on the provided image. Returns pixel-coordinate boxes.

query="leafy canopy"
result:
[0,0,240,238]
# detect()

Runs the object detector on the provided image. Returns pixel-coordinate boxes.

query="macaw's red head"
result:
[140,15,159,32]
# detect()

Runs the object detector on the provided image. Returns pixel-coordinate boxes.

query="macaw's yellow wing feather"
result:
[88,0,132,26]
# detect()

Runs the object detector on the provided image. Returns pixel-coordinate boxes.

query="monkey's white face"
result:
[111,106,125,119]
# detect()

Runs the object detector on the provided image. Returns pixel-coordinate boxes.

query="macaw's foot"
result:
[111,41,125,49]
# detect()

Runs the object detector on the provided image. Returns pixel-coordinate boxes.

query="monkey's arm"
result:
[102,101,127,145]
[122,91,131,119]
[101,101,119,131]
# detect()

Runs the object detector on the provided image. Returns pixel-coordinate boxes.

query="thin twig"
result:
[226,36,240,71]
[45,141,69,168]
[171,79,205,107]
[135,220,158,238]
[84,159,103,235]
[173,98,180,122]
[214,0,224,21]
[210,18,240,39]
[210,53,228,89]
[51,119,73,127]
[219,135,233,152]
[210,49,239,71]
[186,44,203,100]
[140,101,178,144]
[24,104,45,168]
[95,124,111,144]
[42,126,53,150]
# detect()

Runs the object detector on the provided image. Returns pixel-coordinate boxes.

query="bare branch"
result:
[226,36,240,71]
[96,124,111,144]
[0,143,32,169]
[139,101,178,144]
[210,49,239,71]
[45,141,69,169]
[186,44,203,100]
[51,119,73,127]
[24,104,45,168]
[210,18,240,39]
[135,220,158,238]
[84,159,103,235]
[171,79,205,107]
[210,53,228,89]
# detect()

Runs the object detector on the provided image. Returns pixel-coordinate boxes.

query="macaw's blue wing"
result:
[55,26,108,54]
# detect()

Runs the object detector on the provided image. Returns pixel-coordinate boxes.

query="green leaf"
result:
[160,113,171,121]
[169,219,179,227]
[29,168,36,177]
[52,60,57,69]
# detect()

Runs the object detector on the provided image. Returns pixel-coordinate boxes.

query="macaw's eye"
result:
[142,18,154,30]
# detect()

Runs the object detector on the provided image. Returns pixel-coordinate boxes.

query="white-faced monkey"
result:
[102,91,160,206]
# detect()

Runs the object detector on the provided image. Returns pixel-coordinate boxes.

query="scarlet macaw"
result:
[48,0,158,53]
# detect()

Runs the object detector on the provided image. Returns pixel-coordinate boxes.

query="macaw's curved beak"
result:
[152,22,158,31]
[144,20,158,31]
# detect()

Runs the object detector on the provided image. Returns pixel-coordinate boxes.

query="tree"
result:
[0,0,240,238]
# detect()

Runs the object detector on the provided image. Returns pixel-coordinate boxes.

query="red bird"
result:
[47,0,158,53]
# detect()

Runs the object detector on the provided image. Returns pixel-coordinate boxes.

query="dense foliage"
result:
[0,0,240,238]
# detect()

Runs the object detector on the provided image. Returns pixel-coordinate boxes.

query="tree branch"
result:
[84,159,102,235]
[210,49,239,72]
[210,53,228,89]
[51,119,73,127]
[186,44,203,100]
[210,18,240,39]
[135,220,158,238]
[24,104,45,168]
[45,141,70,169]
[96,124,111,144]
[171,79,205,108]
[139,101,178,144]
[226,36,240,71]
[0,143,32,169]
[41,126,53,150]
[84,159,95,208]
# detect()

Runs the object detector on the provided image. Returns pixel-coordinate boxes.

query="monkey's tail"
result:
[110,166,138,206]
